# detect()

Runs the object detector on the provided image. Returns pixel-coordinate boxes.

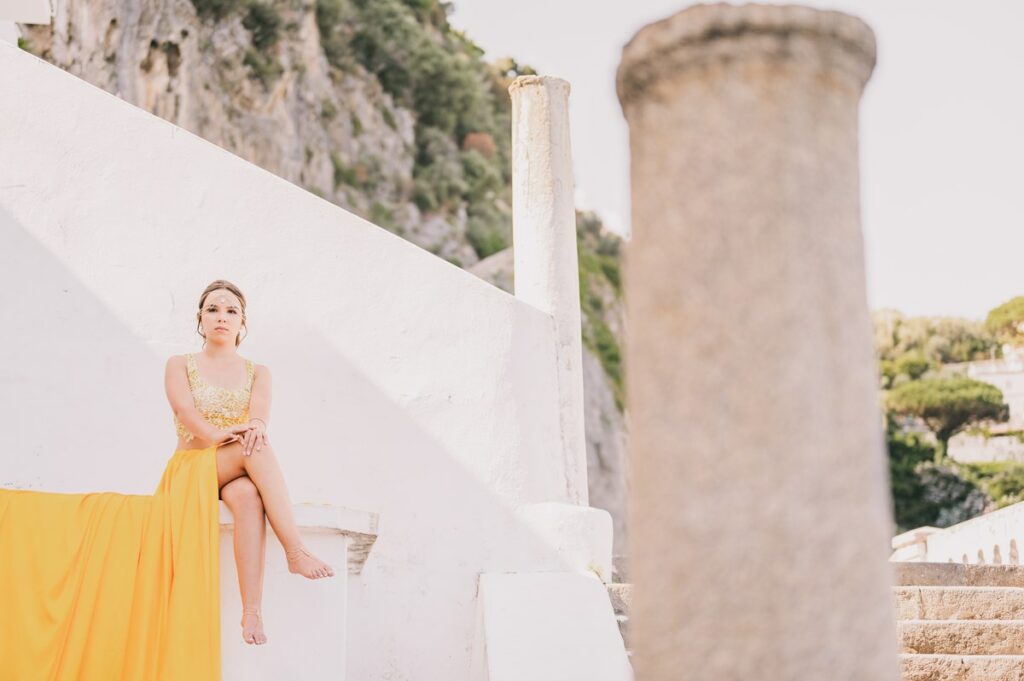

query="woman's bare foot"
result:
[241,607,267,645]
[285,544,335,579]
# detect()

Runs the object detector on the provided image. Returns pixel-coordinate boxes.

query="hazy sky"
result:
[448,1,1024,320]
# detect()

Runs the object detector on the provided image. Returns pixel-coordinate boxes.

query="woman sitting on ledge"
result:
[0,278,335,681]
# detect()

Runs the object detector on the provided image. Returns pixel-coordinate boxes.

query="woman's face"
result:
[200,288,244,346]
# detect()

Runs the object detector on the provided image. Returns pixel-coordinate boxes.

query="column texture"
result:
[617,3,899,679]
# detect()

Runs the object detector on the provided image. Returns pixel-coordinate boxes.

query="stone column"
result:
[616,4,899,680]
[509,75,588,506]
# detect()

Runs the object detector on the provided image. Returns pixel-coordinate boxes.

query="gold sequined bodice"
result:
[173,353,255,442]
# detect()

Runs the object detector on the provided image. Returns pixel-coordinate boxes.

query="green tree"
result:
[311,0,523,259]
[577,210,624,410]
[886,429,990,532]
[886,377,1009,464]
[985,295,1024,346]
[873,310,998,383]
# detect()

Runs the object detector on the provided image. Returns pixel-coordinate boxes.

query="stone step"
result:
[895,586,1024,620]
[606,566,1024,616]
[607,582,631,614]
[893,562,1024,588]
[607,574,1024,665]
[899,653,1024,681]
[608,583,631,644]
[899,619,1024,655]
[609,583,1024,621]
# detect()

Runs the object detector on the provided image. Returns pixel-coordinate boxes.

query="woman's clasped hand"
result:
[220,420,269,456]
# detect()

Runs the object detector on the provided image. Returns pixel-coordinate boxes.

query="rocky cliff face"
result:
[19,0,484,266]
[18,0,630,570]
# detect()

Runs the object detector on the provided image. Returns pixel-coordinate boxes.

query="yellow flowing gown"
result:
[0,354,255,681]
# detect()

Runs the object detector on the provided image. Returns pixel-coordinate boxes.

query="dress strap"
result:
[246,359,255,390]
[185,353,198,387]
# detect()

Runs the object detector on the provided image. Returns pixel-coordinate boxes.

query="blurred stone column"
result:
[616,4,899,680]
[509,75,588,506]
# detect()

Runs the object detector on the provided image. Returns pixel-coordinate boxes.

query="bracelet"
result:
[249,417,267,430]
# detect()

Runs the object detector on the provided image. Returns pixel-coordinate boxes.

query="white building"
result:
[947,344,1024,463]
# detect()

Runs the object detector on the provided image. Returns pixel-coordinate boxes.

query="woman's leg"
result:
[215,440,334,579]
[219,475,268,645]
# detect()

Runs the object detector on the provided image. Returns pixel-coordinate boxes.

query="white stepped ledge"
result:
[219,500,379,574]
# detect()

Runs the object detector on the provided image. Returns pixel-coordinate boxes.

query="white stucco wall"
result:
[474,572,633,681]
[0,43,604,679]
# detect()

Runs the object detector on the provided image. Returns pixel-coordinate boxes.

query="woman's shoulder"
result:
[165,353,190,369]
[234,354,268,375]
[164,353,266,375]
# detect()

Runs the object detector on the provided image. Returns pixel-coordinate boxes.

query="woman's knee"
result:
[215,440,247,486]
[221,475,263,510]
[244,439,277,461]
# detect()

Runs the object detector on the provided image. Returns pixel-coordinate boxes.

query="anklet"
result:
[285,545,310,562]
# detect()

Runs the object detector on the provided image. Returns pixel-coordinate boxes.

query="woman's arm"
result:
[164,355,226,443]
[236,364,272,455]
[248,364,271,429]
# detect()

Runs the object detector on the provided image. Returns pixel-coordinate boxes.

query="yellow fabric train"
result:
[0,353,254,680]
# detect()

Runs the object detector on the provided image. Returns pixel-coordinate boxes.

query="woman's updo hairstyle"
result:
[195,279,248,347]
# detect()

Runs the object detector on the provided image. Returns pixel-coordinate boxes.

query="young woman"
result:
[0,279,333,680]
[167,279,335,646]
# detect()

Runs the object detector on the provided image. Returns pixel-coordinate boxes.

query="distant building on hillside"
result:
[947,344,1024,463]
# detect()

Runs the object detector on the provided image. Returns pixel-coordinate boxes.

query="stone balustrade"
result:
[893,502,1024,565]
